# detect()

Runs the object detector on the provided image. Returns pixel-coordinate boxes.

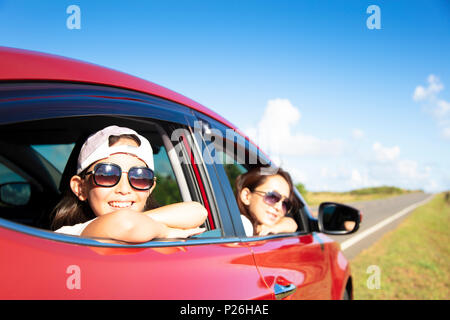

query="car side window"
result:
[32,144,75,173]
[31,144,75,189]
[196,119,308,237]
[222,153,248,196]
[0,118,201,237]
[0,83,223,243]
[0,161,26,184]
[0,161,29,206]
[0,158,35,224]
[145,142,183,206]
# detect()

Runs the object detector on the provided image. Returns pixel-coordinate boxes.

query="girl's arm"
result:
[257,216,298,236]
[81,209,204,243]
[81,209,167,242]
[145,201,208,229]
[81,210,167,242]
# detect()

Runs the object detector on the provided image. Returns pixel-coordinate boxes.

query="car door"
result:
[0,82,270,299]
[191,113,333,299]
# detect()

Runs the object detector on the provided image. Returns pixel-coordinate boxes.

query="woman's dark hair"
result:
[50,133,158,231]
[234,166,299,232]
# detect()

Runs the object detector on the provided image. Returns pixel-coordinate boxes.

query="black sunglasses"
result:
[252,190,292,214]
[85,163,156,191]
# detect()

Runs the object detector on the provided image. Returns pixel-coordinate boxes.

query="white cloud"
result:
[245,98,345,159]
[350,169,370,189]
[396,159,420,179]
[413,74,444,101]
[283,166,309,185]
[370,142,430,183]
[242,97,444,193]
[413,74,450,139]
[352,128,365,140]
[297,141,436,192]
[435,99,450,118]
[442,127,450,140]
[301,165,377,192]
[372,142,400,163]
[320,167,329,178]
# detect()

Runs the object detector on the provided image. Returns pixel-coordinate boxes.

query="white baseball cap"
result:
[77,125,154,174]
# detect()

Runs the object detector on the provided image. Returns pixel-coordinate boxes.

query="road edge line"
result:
[340,194,435,251]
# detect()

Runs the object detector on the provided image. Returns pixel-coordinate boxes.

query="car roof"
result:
[0,46,239,129]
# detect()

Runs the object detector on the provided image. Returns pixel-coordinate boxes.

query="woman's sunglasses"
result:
[253,190,292,214]
[85,163,156,191]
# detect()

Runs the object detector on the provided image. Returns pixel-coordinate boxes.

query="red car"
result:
[0,47,361,300]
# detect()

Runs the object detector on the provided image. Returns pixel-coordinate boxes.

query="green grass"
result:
[350,192,450,300]
[297,186,422,207]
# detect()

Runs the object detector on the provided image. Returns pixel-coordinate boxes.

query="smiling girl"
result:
[235,167,298,236]
[51,125,207,243]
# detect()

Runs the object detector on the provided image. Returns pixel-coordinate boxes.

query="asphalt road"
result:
[323,192,434,260]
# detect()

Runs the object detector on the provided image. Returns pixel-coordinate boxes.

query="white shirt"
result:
[54,219,95,236]
[241,215,254,237]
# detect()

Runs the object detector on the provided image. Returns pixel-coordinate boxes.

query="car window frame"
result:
[0,82,240,246]
[164,121,229,235]
[191,111,312,239]
[185,119,243,238]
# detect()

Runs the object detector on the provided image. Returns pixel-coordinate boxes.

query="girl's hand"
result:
[256,224,277,236]
[164,226,206,239]
[256,217,298,236]
[146,202,208,229]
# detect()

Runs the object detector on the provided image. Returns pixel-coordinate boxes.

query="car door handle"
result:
[274,281,297,300]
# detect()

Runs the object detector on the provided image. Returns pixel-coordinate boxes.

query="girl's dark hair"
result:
[50,169,94,231]
[50,133,158,231]
[234,166,299,232]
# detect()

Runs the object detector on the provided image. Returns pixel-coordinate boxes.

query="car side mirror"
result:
[318,202,361,235]
[0,182,31,206]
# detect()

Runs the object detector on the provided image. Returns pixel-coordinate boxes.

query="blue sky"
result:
[1,0,449,192]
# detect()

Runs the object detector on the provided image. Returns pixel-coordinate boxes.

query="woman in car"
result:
[235,167,298,236]
[51,125,208,242]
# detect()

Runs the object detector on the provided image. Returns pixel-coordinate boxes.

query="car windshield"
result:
[31,144,75,173]
[0,162,26,184]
